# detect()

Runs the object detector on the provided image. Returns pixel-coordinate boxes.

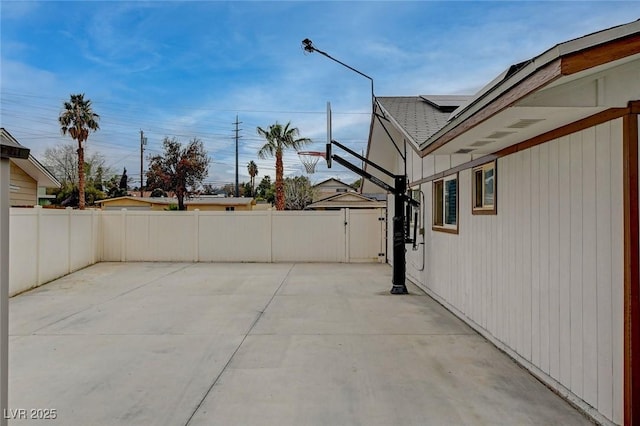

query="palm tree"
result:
[256,122,310,210]
[247,160,258,197]
[59,94,100,209]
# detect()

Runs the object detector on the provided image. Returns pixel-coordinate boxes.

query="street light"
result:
[301,39,375,111]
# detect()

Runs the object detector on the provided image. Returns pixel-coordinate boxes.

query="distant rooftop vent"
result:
[507,118,545,129]
[486,131,515,139]
[455,148,475,154]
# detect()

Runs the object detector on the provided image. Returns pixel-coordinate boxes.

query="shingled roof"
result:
[376,95,471,146]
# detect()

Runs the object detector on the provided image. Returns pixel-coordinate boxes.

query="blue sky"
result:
[1,1,638,188]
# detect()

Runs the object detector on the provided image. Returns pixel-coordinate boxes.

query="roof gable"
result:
[321,193,372,203]
[313,178,353,189]
[306,191,386,209]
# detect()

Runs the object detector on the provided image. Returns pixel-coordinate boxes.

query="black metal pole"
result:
[391,175,408,294]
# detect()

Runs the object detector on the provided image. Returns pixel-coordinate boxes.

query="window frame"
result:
[472,161,497,215]
[432,173,459,234]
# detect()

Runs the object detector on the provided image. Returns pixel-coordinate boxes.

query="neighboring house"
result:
[305,192,386,210]
[364,21,639,426]
[1,128,61,207]
[312,177,355,201]
[96,196,256,211]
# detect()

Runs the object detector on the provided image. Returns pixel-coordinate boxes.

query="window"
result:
[472,161,496,214]
[433,174,458,233]
[225,206,235,211]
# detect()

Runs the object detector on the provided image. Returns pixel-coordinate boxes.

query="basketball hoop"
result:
[297,151,325,174]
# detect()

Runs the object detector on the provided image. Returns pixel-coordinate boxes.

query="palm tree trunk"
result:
[275,151,284,210]
[77,144,85,210]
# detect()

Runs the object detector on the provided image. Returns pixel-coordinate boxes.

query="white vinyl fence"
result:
[9,206,100,296]
[101,209,385,263]
[9,207,385,296]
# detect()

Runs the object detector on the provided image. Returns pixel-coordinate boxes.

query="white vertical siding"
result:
[569,132,584,397]
[538,143,551,374]
[595,122,613,419]
[582,127,598,407]
[557,136,572,386]
[548,138,561,380]
[420,119,624,424]
[610,119,624,425]
[410,147,422,182]
[531,145,541,368]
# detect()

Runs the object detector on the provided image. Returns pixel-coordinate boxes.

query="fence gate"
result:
[345,208,386,263]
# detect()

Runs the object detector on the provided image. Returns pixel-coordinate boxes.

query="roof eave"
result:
[1,128,30,160]
[420,20,640,155]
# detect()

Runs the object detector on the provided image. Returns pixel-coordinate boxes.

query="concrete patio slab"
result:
[8,262,592,425]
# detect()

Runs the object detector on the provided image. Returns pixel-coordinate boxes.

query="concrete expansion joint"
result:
[183,263,294,426]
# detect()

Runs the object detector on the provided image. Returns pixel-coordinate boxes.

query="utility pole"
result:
[140,130,147,197]
[233,115,242,197]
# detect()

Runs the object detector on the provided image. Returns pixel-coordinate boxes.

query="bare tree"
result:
[284,176,315,210]
[44,143,111,186]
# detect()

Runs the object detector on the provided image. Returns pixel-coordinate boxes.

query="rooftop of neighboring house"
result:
[305,192,386,210]
[96,196,255,206]
[2,128,61,188]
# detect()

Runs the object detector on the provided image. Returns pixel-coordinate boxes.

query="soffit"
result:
[426,53,640,155]
[10,156,60,188]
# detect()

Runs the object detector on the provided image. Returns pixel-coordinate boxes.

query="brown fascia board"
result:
[419,21,640,157]
[419,58,563,157]
[561,32,640,74]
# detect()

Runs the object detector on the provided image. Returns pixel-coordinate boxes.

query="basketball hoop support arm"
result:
[330,143,418,295]
[302,39,416,294]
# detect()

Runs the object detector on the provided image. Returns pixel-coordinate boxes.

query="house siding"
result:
[408,119,624,424]
[9,161,37,206]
